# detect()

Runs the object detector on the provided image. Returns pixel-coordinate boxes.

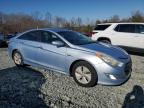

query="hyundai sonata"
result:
[8,28,132,87]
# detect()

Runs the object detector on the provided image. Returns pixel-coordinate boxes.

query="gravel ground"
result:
[0,48,144,108]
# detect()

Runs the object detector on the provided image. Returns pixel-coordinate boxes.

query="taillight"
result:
[85,32,97,37]
[91,32,97,35]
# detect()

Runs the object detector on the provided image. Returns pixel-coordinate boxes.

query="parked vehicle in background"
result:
[5,34,16,44]
[0,33,4,47]
[0,34,16,47]
[83,32,92,37]
[8,28,132,87]
[91,23,144,51]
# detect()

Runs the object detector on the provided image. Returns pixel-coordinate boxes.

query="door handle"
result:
[20,42,43,49]
[36,46,42,49]
[37,46,45,49]
[67,54,72,56]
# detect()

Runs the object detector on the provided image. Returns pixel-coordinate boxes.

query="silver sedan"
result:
[8,28,132,87]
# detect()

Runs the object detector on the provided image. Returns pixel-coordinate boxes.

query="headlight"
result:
[96,52,123,67]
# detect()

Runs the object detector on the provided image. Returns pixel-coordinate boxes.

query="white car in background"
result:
[91,23,144,51]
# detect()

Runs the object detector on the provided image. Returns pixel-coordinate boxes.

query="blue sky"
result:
[0,0,144,20]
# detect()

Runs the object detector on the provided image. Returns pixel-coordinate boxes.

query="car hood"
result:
[78,42,129,59]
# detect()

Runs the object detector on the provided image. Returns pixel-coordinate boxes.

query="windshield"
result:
[58,31,94,45]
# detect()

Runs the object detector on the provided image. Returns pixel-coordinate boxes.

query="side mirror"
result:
[52,40,65,47]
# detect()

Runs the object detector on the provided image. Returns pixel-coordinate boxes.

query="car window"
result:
[114,25,120,32]
[58,31,94,45]
[135,24,144,34]
[18,31,41,42]
[41,31,61,44]
[115,24,135,33]
[94,25,111,31]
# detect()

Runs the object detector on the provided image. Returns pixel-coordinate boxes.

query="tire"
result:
[99,40,111,44]
[12,50,25,67]
[72,61,98,87]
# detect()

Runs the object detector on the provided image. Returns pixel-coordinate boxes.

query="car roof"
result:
[16,28,74,38]
[28,28,72,33]
[97,22,144,25]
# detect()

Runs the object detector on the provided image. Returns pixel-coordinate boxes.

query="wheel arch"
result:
[97,37,111,43]
[69,59,97,76]
[12,49,18,58]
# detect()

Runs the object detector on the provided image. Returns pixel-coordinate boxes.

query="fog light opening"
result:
[109,74,117,80]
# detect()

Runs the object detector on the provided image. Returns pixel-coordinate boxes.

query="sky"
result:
[0,0,144,20]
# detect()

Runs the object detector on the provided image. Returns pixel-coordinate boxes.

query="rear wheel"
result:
[99,39,111,44]
[13,51,25,67]
[72,61,98,87]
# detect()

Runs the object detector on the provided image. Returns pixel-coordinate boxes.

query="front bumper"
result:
[94,59,132,86]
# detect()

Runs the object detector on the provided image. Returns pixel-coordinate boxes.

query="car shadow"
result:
[0,66,48,108]
[127,51,144,57]
[122,85,144,108]
[119,46,144,56]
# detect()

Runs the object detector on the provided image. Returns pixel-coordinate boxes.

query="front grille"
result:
[125,62,132,76]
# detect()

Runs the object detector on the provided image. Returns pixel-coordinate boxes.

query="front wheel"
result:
[72,61,98,87]
[12,51,25,67]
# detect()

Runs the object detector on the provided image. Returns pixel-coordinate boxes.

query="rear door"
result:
[112,24,141,48]
[17,31,41,63]
[134,24,144,49]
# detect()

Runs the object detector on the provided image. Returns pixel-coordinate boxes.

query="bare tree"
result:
[0,12,3,25]
[77,17,82,27]
[109,15,120,23]
[45,12,52,27]
[131,11,144,22]
[0,10,144,35]
[95,20,101,25]
[31,11,43,21]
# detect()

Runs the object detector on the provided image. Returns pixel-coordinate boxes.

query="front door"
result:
[36,30,67,72]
